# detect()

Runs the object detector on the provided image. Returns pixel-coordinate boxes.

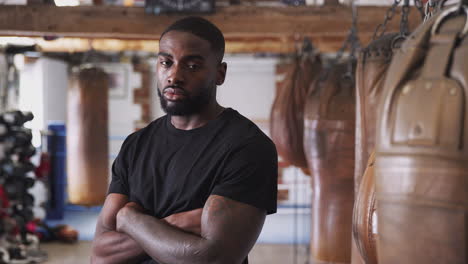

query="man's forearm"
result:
[91,230,149,264]
[119,209,220,264]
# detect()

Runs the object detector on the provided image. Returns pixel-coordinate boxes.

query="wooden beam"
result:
[0,5,422,53]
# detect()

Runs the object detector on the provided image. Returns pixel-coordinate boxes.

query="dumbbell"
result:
[0,247,9,264]
[1,162,35,178]
[13,144,36,159]
[1,111,33,127]
[3,178,35,201]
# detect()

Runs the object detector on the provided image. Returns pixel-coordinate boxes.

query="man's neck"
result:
[170,102,225,130]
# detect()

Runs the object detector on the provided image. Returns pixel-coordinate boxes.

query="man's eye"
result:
[160,61,172,67]
[187,64,200,70]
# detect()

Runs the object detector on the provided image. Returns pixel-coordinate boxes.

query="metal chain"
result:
[317,0,359,83]
[424,0,437,21]
[346,0,359,81]
[414,0,426,19]
[400,0,411,36]
[372,0,403,40]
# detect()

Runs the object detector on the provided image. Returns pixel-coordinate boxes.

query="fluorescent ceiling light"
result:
[0,37,36,46]
[54,0,80,6]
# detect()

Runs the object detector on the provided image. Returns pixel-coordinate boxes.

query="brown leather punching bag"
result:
[375,6,468,263]
[352,33,399,264]
[354,33,399,194]
[353,152,378,264]
[304,61,355,264]
[67,67,109,206]
[270,51,321,171]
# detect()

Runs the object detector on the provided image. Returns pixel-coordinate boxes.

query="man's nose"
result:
[167,65,185,85]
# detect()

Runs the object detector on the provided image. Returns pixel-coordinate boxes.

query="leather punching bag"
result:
[353,152,377,264]
[352,33,399,264]
[304,61,355,264]
[354,33,399,194]
[270,52,321,171]
[67,67,109,206]
[375,6,468,263]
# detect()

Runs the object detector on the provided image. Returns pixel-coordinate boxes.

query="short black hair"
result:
[160,16,225,62]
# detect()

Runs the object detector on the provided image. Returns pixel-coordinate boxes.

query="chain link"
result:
[424,0,439,21]
[400,0,411,36]
[414,0,426,19]
[317,0,359,83]
[372,0,403,40]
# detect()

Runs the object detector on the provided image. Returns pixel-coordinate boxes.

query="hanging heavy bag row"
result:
[374,3,468,263]
[304,60,356,263]
[270,48,321,172]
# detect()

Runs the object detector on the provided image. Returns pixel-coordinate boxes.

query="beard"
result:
[157,84,215,116]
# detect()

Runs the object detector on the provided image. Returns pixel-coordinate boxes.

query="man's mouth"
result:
[163,87,187,101]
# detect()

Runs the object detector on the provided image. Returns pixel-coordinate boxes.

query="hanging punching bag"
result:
[354,33,399,193]
[304,61,355,264]
[352,33,399,264]
[270,50,321,171]
[353,152,378,264]
[375,5,468,263]
[67,67,109,206]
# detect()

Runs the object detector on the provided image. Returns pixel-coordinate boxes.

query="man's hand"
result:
[162,208,203,235]
[116,202,145,233]
[91,194,149,264]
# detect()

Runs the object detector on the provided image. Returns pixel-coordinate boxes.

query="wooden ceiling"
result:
[0,2,422,53]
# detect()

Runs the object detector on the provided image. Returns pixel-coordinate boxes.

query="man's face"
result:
[156,31,226,116]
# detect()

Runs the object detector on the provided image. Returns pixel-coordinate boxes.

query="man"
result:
[91,16,278,264]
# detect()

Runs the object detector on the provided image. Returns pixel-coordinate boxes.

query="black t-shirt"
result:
[108,108,278,263]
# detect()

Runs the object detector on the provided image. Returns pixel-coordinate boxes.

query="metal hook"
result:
[302,37,314,54]
[431,5,468,38]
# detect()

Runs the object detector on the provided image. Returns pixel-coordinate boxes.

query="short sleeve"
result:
[107,134,136,196]
[211,136,278,215]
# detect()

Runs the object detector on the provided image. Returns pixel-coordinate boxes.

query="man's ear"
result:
[216,62,227,86]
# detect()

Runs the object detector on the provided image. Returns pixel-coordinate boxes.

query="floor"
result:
[40,241,309,264]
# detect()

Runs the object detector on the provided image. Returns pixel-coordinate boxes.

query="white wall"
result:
[19,57,68,147]
[219,55,278,121]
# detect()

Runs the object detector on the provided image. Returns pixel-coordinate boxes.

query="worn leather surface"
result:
[67,67,109,206]
[375,10,468,264]
[270,52,321,171]
[352,33,399,264]
[304,61,355,263]
[353,152,377,264]
[354,33,399,194]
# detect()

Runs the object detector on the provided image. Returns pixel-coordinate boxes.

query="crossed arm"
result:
[91,193,266,264]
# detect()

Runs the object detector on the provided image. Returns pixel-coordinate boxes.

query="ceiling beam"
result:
[0,5,422,53]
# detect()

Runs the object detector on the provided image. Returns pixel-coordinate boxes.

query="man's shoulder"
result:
[223,109,276,152]
[122,115,168,146]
